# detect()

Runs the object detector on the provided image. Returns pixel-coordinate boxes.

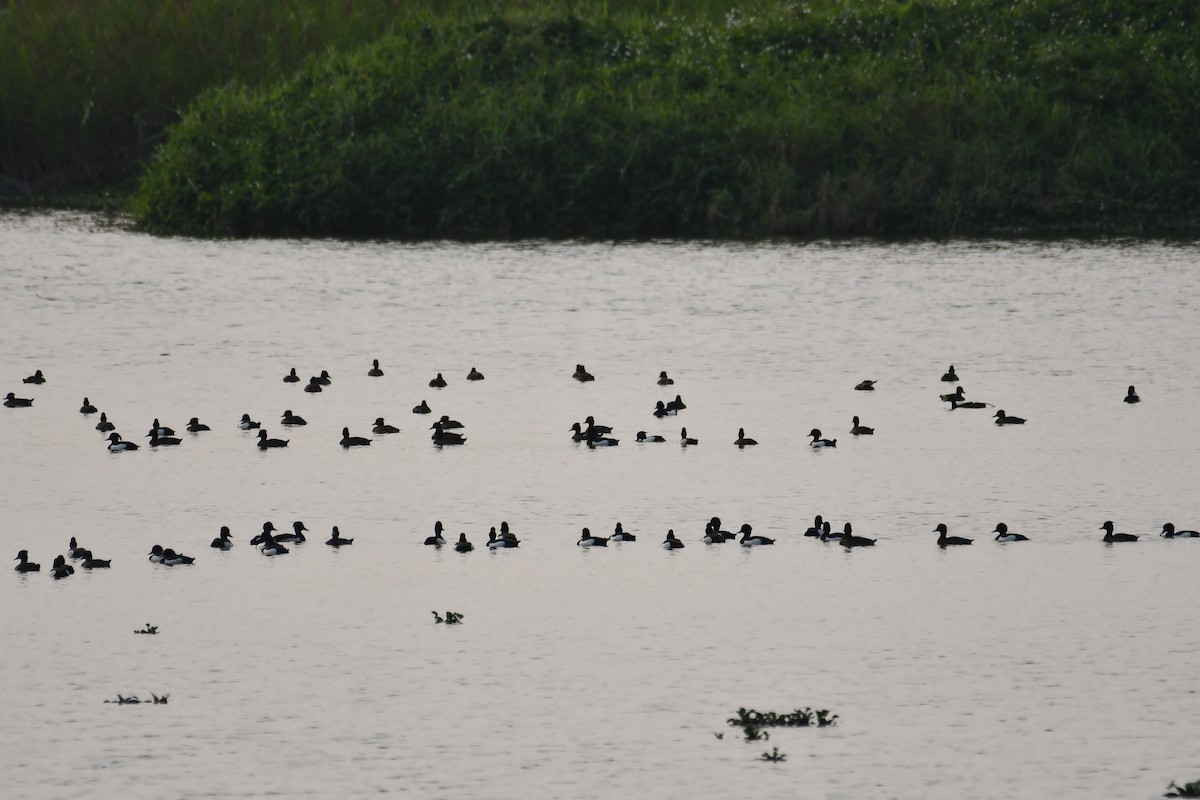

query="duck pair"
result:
[147,545,195,565]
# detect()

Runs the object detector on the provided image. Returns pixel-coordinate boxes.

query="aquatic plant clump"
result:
[728,707,838,728]
[132,0,1200,238]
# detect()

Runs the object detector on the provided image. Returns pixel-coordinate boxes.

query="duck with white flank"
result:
[850,416,874,435]
[804,515,825,537]
[467,367,484,381]
[368,359,384,377]
[95,412,115,432]
[50,555,74,578]
[708,517,736,541]
[251,522,277,546]
[455,533,474,552]
[80,397,97,414]
[1100,521,1138,542]
[993,410,1026,425]
[14,550,40,572]
[653,400,676,418]
[326,526,354,546]
[680,428,699,446]
[412,400,431,414]
[425,522,446,546]
[636,431,666,442]
[258,533,289,557]
[662,531,685,549]
[429,373,447,388]
[340,427,371,447]
[934,523,973,546]
[280,409,306,426]
[941,365,959,382]
[939,386,966,403]
[210,526,233,549]
[274,521,307,543]
[239,413,261,429]
[572,364,594,382]
[821,523,846,543]
[701,523,725,544]
[1124,385,1140,403]
[186,417,211,432]
[147,545,166,563]
[809,429,837,448]
[4,392,33,408]
[840,524,877,548]
[993,523,1029,542]
[283,367,301,383]
[855,380,876,391]
[257,430,289,449]
[106,433,139,451]
[486,527,519,548]
[577,528,608,547]
[1160,523,1200,538]
[147,419,175,438]
[657,371,674,385]
[372,417,400,434]
[431,421,466,446]
[67,537,83,559]
[610,522,636,542]
[160,548,195,566]
[734,428,758,448]
[739,524,774,546]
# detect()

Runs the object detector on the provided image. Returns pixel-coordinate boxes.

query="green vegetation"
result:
[6,1,1200,237]
[728,707,839,728]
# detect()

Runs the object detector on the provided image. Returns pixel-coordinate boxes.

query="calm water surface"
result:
[1,212,1198,799]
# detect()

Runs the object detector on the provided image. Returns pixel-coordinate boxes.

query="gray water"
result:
[2,211,1197,799]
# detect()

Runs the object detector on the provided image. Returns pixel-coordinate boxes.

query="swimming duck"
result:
[583,416,612,437]
[147,419,175,438]
[586,435,619,448]
[653,401,676,418]
[486,527,519,548]
[14,550,39,572]
[809,429,837,448]
[303,378,323,393]
[78,550,111,569]
[804,515,825,537]
[662,530,685,549]
[577,528,608,547]
[934,523,973,546]
[708,517,736,541]
[467,367,485,381]
[412,400,431,414]
[186,417,211,433]
[734,428,758,448]
[941,365,958,382]
[106,433,139,451]
[210,526,233,549]
[326,526,354,546]
[250,522,277,546]
[636,431,666,442]
[680,428,698,446]
[23,369,45,384]
[258,534,289,557]
[435,415,464,430]
[340,427,371,447]
[95,412,115,432]
[430,422,466,446]
[701,523,725,544]
[67,537,83,559]
[993,523,1029,542]
[572,364,595,382]
[1160,523,1199,539]
[314,370,332,386]
[257,430,289,449]
[280,410,306,426]
[993,410,1026,425]
[50,555,74,578]
[855,380,876,391]
[149,433,182,447]
[239,414,261,430]
[611,522,636,542]
[429,373,447,388]
[821,522,845,542]
[840,526,877,548]
[79,397,97,414]
[569,422,591,442]
[1100,521,1138,542]
[373,417,400,434]
[455,533,474,552]
[147,545,166,563]
[274,521,307,543]
[1124,385,1140,404]
[4,392,33,408]
[368,359,384,377]
[425,521,446,546]
[160,548,195,566]
[657,371,674,386]
[739,524,774,546]
[950,400,989,410]
[850,416,874,435]
[939,386,966,403]
[665,395,687,412]
[283,367,301,383]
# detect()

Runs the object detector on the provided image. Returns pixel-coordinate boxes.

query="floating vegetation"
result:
[432,611,464,625]
[742,726,768,742]
[1166,780,1200,798]
[728,707,839,729]
[134,623,158,635]
[105,693,169,705]
[760,747,787,763]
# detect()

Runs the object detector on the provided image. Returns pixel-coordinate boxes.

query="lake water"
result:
[1,211,1197,799]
